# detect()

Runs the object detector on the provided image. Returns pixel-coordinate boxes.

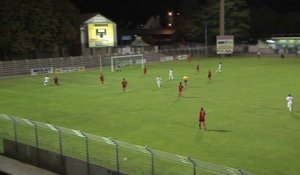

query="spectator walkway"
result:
[0,155,59,175]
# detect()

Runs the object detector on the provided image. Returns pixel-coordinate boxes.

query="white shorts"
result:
[287,102,292,108]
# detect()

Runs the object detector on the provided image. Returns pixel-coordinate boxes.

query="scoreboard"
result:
[87,23,116,47]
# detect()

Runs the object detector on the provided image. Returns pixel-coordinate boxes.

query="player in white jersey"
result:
[286,94,293,112]
[156,76,162,88]
[216,62,222,73]
[43,75,50,85]
[169,68,174,80]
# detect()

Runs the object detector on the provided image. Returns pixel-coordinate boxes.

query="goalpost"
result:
[110,54,145,72]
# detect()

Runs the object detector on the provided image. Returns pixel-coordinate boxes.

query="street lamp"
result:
[167,11,173,28]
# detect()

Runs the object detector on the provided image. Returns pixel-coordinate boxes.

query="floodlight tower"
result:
[219,0,225,35]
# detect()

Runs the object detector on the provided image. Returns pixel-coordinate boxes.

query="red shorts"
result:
[199,117,205,122]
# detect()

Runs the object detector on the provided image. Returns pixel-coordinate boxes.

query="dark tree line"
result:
[175,0,250,44]
[0,0,80,60]
[175,0,300,44]
[1,0,299,60]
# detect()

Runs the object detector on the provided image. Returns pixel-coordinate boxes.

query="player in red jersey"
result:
[99,73,104,84]
[199,107,206,130]
[122,78,128,92]
[187,54,192,61]
[208,69,212,81]
[178,82,184,98]
[143,66,148,76]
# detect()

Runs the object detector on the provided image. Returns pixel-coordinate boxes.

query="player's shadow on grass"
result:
[47,84,60,87]
[183,96,201,99]
[123,91,137,94]
[206,129,231,132]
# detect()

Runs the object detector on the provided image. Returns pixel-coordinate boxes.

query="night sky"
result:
[71,0,182,23]
[71,0,300,23]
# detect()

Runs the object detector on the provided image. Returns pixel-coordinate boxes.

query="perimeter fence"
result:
[0,114,256,175]
[0,44,259,78]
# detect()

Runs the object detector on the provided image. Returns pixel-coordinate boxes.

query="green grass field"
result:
[0,56,300,175]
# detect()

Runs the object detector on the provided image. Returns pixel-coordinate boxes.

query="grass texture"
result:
[0,56,300,175]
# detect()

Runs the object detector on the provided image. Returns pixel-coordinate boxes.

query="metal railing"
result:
[0,114,256,175]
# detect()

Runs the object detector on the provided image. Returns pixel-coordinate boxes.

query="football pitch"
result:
[0,56,300,175]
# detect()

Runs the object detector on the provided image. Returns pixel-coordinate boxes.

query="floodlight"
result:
[266,40,275,44]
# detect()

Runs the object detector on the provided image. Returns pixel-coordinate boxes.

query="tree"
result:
[0,0,35,59]
[52,0,80,57]
[175,0,204,42]
[0,0,80,60]
[177,0,250,43]
[222,0,250,40]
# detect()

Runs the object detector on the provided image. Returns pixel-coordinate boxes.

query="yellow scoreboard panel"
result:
[88,23,116,47]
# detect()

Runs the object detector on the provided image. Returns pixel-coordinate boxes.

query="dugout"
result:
[80,13,118,56]
[266,35,300,55]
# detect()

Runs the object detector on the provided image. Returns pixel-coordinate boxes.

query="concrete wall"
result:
[2,139,124,175]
